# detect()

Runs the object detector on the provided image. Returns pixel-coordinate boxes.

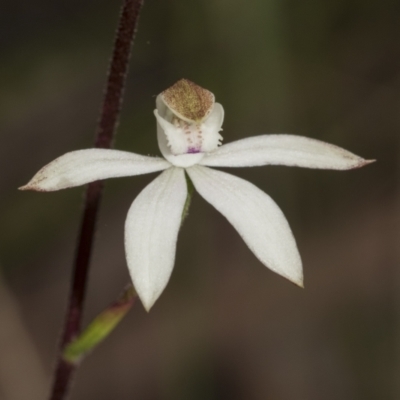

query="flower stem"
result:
[49,1,144,399]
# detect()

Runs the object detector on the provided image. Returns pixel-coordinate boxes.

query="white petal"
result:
[199,103,224,152]
[187,165,303,286]
[155,106,223,156]
[155,93,224,165]
[202,103,225,130]
[124,167,187,311]
[200,134,374,170]
[156,93,169,119]
[19,149,170,191]
[155,110,205,167]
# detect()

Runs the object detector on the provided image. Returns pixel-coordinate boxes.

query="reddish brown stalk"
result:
[49,1,144,399]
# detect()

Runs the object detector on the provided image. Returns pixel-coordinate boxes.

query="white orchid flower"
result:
[20,79,374,311]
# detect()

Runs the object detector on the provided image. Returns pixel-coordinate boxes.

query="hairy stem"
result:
[49,1,144,399]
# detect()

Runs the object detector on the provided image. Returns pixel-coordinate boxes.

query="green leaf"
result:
[63,285,137,364]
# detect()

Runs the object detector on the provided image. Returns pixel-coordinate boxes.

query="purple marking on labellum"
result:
[187,147,201,154]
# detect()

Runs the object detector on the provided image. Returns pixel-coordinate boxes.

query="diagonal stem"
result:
[49,1,144,399]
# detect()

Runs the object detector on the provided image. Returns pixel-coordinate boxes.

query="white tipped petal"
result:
[187,165,303,286]
[200,134,374,170]
[19,149,170,191]
[125,167,187,311]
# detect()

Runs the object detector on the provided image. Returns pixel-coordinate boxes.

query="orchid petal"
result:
[125,167,187,311]
[19,149,170,192]
[200,134,374,170]
[155,111,205,167]
[156,93,204,167]
[202,103,225,133]
[187,165,303,286]
[155,105,223,156]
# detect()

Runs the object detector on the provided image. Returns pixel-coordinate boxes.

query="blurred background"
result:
[0,0,398,399]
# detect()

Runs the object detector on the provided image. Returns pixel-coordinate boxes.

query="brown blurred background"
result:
[0,0,399,399]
